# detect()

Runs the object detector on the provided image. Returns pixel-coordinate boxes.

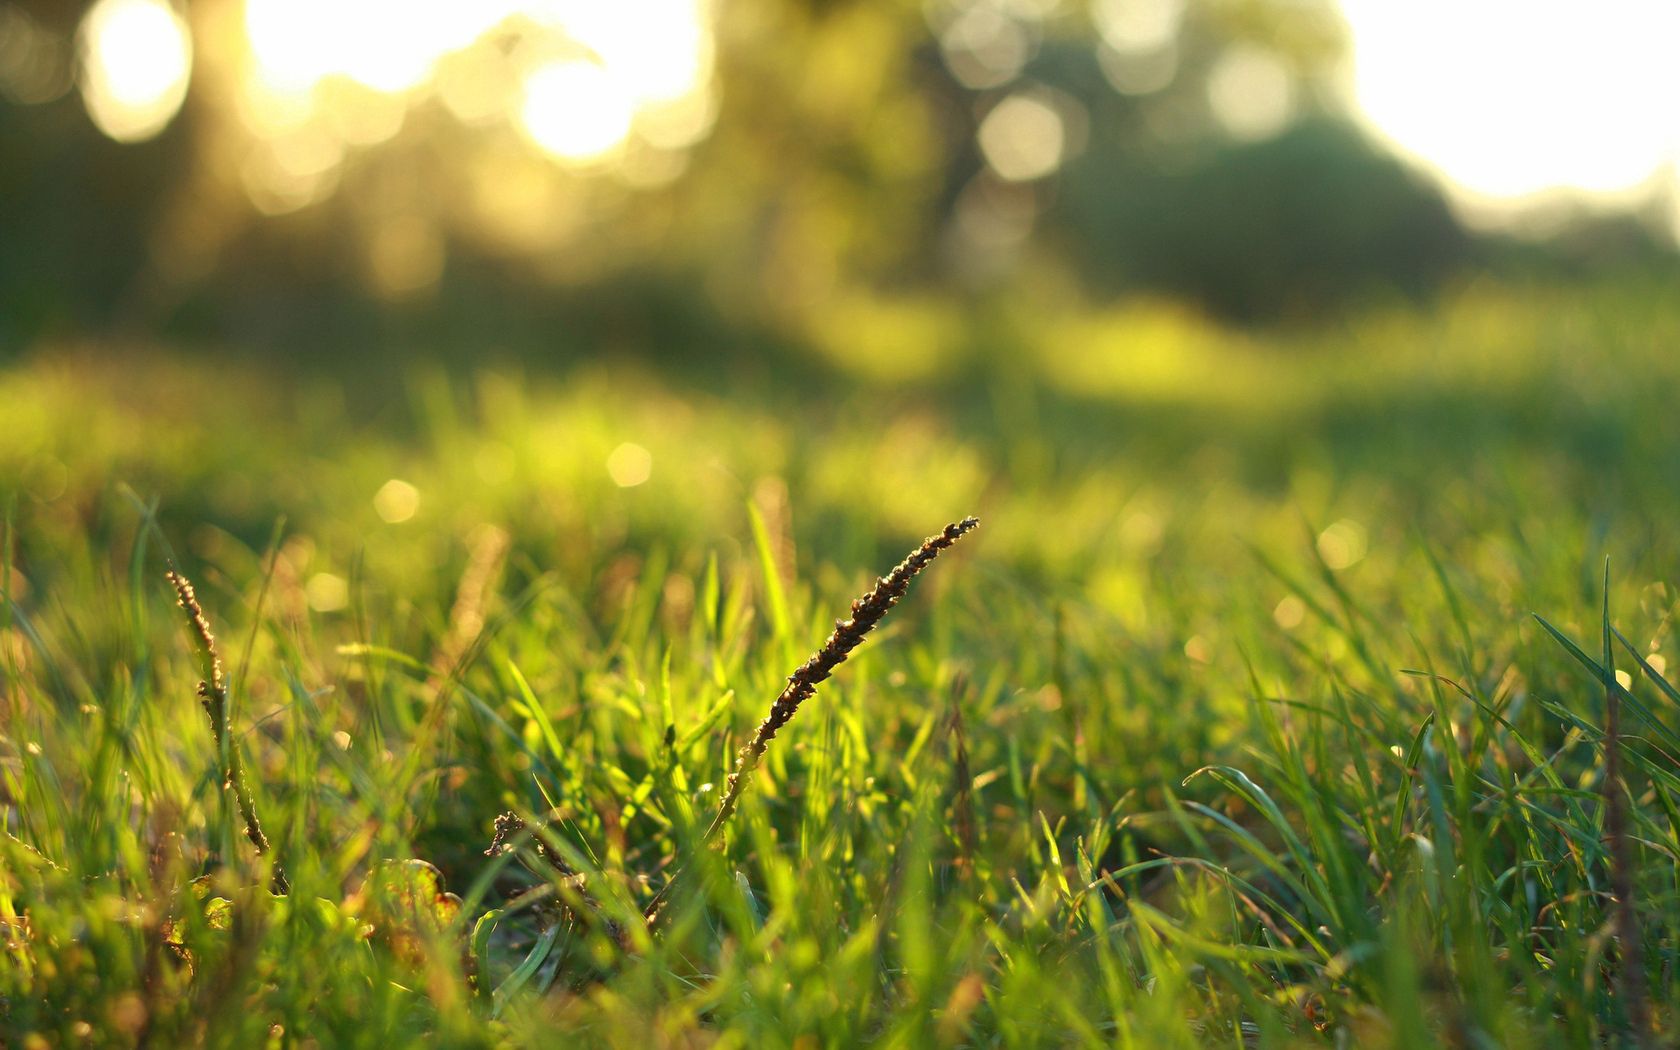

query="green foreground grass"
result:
[3,281,1679,1047]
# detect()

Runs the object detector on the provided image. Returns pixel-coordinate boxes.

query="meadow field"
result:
[2,279,1678,1046]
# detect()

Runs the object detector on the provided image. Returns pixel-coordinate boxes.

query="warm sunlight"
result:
[517,59,634,164]
[16,0,1680,1041]
[76,0,192,143]
[1339,0,1680,215]
[243,0,470,95]
[234,0,714,189]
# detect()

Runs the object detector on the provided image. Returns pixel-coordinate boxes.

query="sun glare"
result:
[558,1,712,106]
[77,0,192,143]
[244,0,501,96]
[232,0,715,188]
[1339,0,1680,213]
[518,59,635,164]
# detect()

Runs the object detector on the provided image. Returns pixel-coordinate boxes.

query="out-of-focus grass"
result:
[2,279,1677,1047]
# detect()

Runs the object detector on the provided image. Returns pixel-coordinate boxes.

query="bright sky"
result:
[1338,0,1680,217]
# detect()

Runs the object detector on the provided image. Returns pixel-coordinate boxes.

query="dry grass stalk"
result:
[432,525,510,679]
[701,516,979,845]
[166,569,287,894]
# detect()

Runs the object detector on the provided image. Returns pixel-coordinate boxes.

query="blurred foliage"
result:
[1057,119,1468,320]
[2,0,1676,361]
[0,0,1577,362]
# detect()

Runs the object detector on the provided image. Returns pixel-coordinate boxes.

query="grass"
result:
[2,278,1679,1047]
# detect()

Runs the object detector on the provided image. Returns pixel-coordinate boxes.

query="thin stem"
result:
[168,569,287,894]
[702,516,979,844]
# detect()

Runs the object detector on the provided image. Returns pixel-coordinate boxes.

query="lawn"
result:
[2,279,1677,1047]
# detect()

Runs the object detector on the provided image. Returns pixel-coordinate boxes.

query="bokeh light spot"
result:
[1097,39,1177,96]
[978,92,1066,182]
[306,572,350,612]
[76,0,192,143]
[1206,44,1294,141]
[939,5,1033,90]
[0,7,73,105]
[607,442,652,487]
[1092,0,1183,54]
[374,478,421,523]
[1316,519,1368,571]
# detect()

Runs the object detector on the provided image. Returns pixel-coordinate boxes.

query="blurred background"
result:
[5,0,1680,622]
[3,0,1677,369]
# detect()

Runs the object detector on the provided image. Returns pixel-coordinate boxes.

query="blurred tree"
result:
[0,0,1668,359]
[1055,118,1469,320]
[0,7,192,348]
